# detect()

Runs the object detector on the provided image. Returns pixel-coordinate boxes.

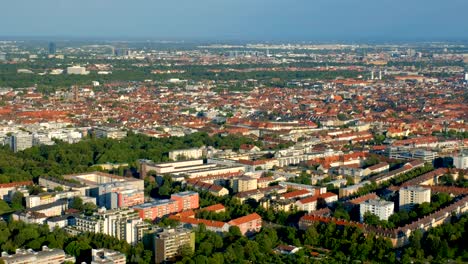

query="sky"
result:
[1,0,468,42]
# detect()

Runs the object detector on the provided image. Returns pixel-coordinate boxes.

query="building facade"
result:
[154,228,195,264]
[359,199,394,222]
[399,186,431,211]
[91,248,126,264]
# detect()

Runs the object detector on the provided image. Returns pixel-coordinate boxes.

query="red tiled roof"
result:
[228,213,261,225]
[172,216,227,228]
[0,181,33,188]
[201,204,225,212]
[281,189,311,199]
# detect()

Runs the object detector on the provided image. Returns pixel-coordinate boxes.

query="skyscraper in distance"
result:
[48,42,56,55]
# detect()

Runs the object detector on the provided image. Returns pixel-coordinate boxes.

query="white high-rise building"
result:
[453,150,468,169]
[359,199,394,222]
[399,186,431,211]
[73,208,147,245]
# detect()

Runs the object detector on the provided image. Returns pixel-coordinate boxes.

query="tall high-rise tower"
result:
[48,42,56,55]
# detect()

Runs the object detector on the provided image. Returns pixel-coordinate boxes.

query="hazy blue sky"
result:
[2,0,467,41]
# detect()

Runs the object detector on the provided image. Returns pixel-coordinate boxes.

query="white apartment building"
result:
[72,208,146,245]
[453,151,468,169]
[359,199,394,222]
[399,186,431,211]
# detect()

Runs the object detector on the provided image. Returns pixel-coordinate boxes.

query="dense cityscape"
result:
[1,1,468,264]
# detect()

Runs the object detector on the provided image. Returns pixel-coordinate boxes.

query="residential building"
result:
[133,199,178,221]
[26,200,68,217]
[187,181,229,196]
[72,208,145,245]
[170,191,199,211]
[399,186,431,211]
[359,199,394,222]
[0,181,33,201]
[227,213,262,235]
[97,182,144,209]
[133,191,199,221]
[453,150,468,169]
[25,193,57,208]
[295,192,338,213]
[25,190,81,208]
[232,176,258,193]
[154,228,195,264]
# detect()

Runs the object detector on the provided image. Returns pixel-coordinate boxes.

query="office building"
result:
[48,42,56,55]
[359,199,394,222]
[8,132,33,152]
[91,248,126,264]
[0,246,75,264]
[94,127,127,139]
[154,228,195,264]
[138,159,244,179]
[67,66,89,75]
[399,186,431,211]
[0,52,6,61]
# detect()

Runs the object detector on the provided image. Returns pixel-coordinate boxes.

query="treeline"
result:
[177,220,396,264]
[0,220,152,264]
[0,132,261,183]
[402,213,468,262]
[0,63,362,89]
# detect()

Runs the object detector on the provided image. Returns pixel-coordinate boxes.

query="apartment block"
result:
[133,199,179,221]
[227,213,262,235]
[232,176,258,193]
[399,186,431,211]
[359,199,394,222]
[133,191,199,221]
[170,191,199,211]
[72,208,146,245]
[154,228,195,264]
